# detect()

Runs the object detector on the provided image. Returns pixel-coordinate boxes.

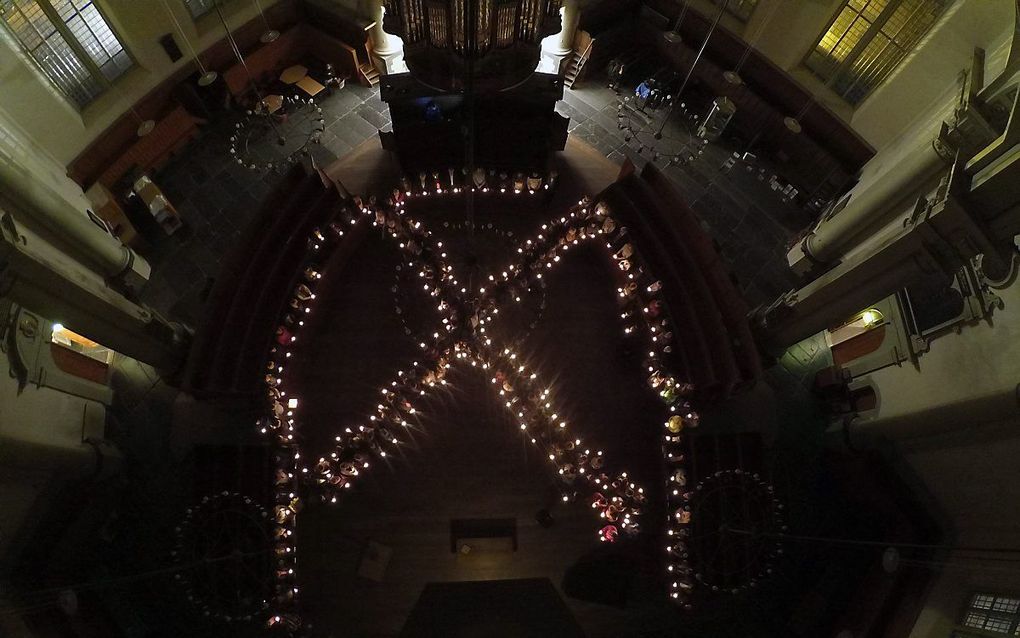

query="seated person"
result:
[634,79,654,110]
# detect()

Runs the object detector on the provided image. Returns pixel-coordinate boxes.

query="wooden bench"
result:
[95,105,205,190]
[223,23,368,102]
[450,518,518,553]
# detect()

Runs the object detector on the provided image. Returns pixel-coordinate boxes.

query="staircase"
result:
[359,62,381,87]
[564,30,594,89]
[360,40,381,87]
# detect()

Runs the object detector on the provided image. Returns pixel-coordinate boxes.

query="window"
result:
[804,0,949,105]
[710,0,759,22]
[0,0,131,108]
[183,0,217,19]
[952,593,1020,637]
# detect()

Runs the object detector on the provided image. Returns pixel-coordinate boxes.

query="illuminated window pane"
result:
[804,0,948,105]
[988,618,1012,633]
[51,0,130,80]
[974,594,997,610]
[965,612,988,628]
[995,598,1020,614]
[0,0,130,107]
[862,0,888,22]
[960,593,1020,636]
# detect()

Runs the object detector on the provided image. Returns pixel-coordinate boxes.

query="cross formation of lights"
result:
[258,185,703,632]
[391,224,547,338]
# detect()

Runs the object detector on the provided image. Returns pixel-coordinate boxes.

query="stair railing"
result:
[567,37,595,85]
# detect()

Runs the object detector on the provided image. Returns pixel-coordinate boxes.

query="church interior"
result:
[2,0,1020,636]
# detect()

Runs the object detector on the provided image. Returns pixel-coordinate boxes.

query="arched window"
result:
[0,0,132,108]
[804,0,949,105]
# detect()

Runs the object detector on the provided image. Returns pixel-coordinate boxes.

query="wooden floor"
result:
[288,136,683,636]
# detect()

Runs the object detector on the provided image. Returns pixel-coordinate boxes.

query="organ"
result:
[382,0,563,90]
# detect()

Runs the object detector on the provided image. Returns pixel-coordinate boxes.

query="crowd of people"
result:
[259,199,369,635]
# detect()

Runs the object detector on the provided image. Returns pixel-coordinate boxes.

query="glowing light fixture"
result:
[861,309,883,327]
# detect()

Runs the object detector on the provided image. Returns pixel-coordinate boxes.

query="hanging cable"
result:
[215,0,285,143]
[726,528,1020,555]
[654,0,729,138]
[733,0,782,75]
[158,0,219,85]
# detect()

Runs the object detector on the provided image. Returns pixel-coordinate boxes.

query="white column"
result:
[0,108,189,370]
[557,0,580,52]
[793,134,948,274]
[0,106,149,292]
[370,2,408,74]
[537,0,579,75]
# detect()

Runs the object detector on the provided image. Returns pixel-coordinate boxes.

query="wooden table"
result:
[280,64,308,84]
[85,182,140,248]
[259,94,284,114]
[449,518,517,553]
[134,176,182,236]
[295,76,325,98]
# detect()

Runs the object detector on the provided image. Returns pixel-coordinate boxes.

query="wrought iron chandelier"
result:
[217,1,323,172]
[229,95,325,172]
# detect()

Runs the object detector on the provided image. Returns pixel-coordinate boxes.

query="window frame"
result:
[802,0,949,106]
[0,0,134,110]
[952,591,1020,637]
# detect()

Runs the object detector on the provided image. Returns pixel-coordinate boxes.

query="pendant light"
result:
[104,81,154,137]
[663,1,688,44]
[158,0,219,87]
[133,109,156,137]
[654,0,728,138]
[254,0,280,44]
[725,0,781,87]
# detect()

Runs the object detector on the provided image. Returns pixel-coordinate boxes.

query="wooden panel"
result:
[223,26,303,97]
[832,325,887,366]
[50,343,108,385]
[450,518,518,553]
[95,105,205,189]
[301,23,363,81]
[578,0,642,36]
[299,0,373,49]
